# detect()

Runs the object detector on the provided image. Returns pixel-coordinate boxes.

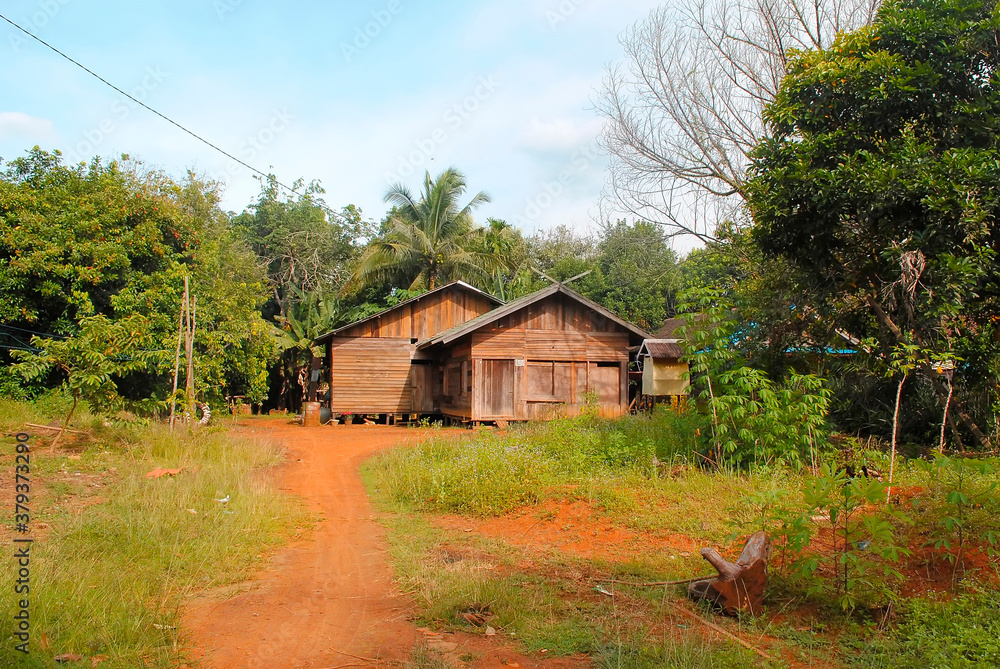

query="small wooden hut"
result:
[637,338,689,406]
[417,283,651,422]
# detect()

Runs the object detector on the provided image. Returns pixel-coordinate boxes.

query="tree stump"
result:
[688,531,771,616]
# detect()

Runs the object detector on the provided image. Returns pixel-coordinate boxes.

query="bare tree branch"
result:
[597,0,879,243]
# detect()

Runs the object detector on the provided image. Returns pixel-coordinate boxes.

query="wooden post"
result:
[325,340,333,409]
[185,294,197,425]
[169,278,188,430]
[307,354,320,403]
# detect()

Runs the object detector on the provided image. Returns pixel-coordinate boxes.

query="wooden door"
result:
[589,362,622,411]
[479,359,515,418]
[409,364,436,412]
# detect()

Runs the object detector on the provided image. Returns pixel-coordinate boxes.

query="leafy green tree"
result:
[594,220,680,331]
[348,168,497,292]
[471,218,532,300]
[0,148,276,409]
[230,176,367,409]
[231,177,365,317]
[747,0,1000,446]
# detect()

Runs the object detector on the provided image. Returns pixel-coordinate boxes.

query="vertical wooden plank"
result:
[620,362,628,413]
[570,361,576,405]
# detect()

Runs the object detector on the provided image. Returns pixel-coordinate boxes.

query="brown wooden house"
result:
[316,282,651,424]
[314,282,501,417]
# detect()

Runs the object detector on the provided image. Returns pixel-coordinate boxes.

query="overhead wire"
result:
[0,323,69,339]
[0,12,299,195]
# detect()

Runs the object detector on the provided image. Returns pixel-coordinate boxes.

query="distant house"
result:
[418,283,651,422]
[637,339,689,401]
[315,282,651,424]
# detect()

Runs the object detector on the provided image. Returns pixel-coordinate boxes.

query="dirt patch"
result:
[434,498,700,564]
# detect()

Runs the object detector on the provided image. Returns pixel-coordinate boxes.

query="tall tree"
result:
[348,168,496,292]
[231,176,368,410]
[597,0,879,243]
[747,0,1000,446]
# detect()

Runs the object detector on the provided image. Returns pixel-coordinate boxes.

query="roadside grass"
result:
[0,398,307,668]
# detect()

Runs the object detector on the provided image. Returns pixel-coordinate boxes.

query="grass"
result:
[364,407,1000,667]
[842,588,1000,668]
[0,397,307,668]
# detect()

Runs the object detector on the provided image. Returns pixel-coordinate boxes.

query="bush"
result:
[848,590,1000,668]
[367,410,703,516]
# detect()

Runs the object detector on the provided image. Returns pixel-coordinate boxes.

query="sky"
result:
[0,0,667,240]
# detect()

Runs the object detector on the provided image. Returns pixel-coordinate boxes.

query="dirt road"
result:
[183,421,422,669]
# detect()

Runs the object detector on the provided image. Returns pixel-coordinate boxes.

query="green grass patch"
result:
[843,589,1000,668]
[0,399,307,668]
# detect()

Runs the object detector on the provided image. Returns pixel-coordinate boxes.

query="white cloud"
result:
[519,116,604,153]
[0,111,56,143]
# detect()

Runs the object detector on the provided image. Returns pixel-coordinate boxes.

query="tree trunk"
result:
[888,374,906,501]
[864,295,991,448]
[51,392,78,453]
[688,531,771,616]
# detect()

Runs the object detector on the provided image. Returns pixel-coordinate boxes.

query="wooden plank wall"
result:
[337,287,496,340]
[329,337,422,413]
[455,294,633,421]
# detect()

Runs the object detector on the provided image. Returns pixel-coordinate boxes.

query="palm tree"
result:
[347,168,497,292]
[479,218,532,300]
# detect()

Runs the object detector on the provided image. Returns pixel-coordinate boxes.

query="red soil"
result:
[434,498,700,564]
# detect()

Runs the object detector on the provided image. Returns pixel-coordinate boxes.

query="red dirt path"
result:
[182,420,582,669]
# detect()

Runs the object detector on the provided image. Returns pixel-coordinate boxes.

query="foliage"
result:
[0,401,305,668]
[917,455,1000,573]
[230,176,365,315]
[799,464,912,611]
[523,221,681,332]
[847,589,1000,668]
[677,288,833,468]
[468,217,533,300]
[747,0,1000,446]
[10,315,162,418]
[0,149,275,408]
[367,410,706,517]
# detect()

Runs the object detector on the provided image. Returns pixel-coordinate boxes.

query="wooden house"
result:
[315,282,651,424]
[637,339,689,401]
[416,283,651,422]
[314,282,501,417]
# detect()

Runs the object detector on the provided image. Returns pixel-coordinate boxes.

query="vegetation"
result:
[0,398,306,668]
[366,409,1000,666]
[347,168,498,292]
[2,0,1000,664]
[747,0,1000,447]
[0,151,276,410]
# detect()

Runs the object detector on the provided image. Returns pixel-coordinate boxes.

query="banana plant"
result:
[273,285,343,407]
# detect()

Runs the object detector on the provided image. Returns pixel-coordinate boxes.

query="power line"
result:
[0,12,299,195]
[0,323,69,339]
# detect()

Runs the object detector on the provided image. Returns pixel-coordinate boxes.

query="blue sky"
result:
[0,0,664,236]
